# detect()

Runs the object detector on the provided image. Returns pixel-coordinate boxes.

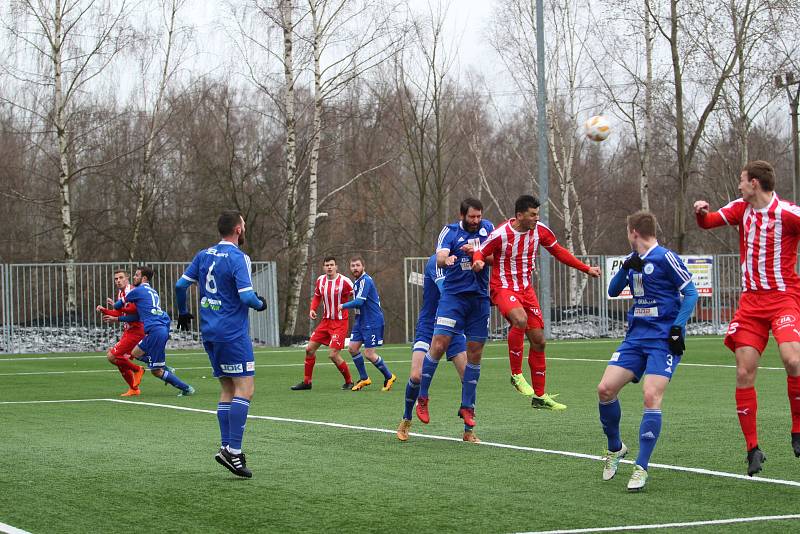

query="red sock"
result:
[113,359,136,388]
[788,376,800,433]
[529,350,546,396]
[735,387,759,450]
[508,327,525,375]
[337,361,352,383]
[115,357,140,373]
[303,353,316,384]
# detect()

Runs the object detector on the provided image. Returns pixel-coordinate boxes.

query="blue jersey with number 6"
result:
[123,283,170,333]
[182,241,254,342]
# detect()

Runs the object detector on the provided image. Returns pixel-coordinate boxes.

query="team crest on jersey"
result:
[644,263,654,274]
[479,227,488,236]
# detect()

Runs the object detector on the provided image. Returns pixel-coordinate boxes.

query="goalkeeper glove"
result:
[256,294,268,312]
[622,253,644,272]
[176,313,194,331]
[668,325,685,356]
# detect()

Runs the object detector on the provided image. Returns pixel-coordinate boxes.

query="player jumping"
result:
[695,160,800,475]
[473,195,600,409]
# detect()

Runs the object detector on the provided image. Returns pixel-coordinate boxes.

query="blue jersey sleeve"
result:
[663,250,693,291]
[436,225,456,253]
[232,253,254,293]
[342,279,367,309]
[608,268,629,297]
[674,281,699,328]
[182,252,202,284]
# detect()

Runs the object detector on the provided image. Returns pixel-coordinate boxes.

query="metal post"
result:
[775,72,800,202]
[536,0,551,338]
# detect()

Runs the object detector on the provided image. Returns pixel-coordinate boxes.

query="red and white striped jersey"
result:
[311,274,354,320]
[477,219,559,292]
[699,193,800,292]
[118,284,143,331]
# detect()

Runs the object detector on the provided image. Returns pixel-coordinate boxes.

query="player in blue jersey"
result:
[113,266,194,397]
[175,210,268,479]
[339,255,396,391]
[396,254,476,443]
[416,198,494,429]
[597,211,698,491]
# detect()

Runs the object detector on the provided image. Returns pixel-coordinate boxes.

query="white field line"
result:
[0,521,33,534]
[515,513,800,534]
[0,338,727,362]
[5,397,798,489]
[0,355,784,378]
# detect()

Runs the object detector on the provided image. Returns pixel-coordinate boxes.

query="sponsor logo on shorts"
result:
[221,363,244,374]
[776,314,797,330]
[610,352,620,362]
[436,317,456,328]
[246,361,255,372]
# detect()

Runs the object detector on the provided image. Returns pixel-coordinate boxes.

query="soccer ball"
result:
[584,115,611,142]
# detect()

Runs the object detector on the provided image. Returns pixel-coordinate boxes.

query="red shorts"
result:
[491,287,543,330]
[310,318,349,350]
[110,330,145,358]
[724,290,800,353]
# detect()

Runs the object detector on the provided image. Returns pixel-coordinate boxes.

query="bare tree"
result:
[1,0,134,314]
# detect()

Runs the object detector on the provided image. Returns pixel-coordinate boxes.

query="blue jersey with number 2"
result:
[122,283,170,332]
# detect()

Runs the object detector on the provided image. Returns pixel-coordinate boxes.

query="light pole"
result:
[775,72,800,203]
[536,0,551,338]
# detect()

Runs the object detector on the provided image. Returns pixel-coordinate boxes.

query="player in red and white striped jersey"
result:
[290,257,355,390]
[695,160,800,474]
[96,269,146,396]
[473,195,601,409]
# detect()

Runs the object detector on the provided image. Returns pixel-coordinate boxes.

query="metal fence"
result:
[0,261,280,354]
[404,254,744,342]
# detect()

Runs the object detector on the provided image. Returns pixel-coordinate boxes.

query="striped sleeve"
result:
[664,250,692,290]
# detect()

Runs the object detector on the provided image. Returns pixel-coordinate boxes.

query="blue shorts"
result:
[203,335,255,377]
[412,334,467,361]
[608,338,681,382]
[433,292,490,343]
[350,322,384,348]
[137,326,170,369]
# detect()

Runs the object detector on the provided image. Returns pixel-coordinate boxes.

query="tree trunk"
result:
[669,0,688,252]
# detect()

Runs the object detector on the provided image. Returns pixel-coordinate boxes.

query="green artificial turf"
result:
[1,337,799,533]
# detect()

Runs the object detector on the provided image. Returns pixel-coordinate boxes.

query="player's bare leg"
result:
[597,365,634,481]
[777,342,800,458]
[735,346,765,475]
[215,376,254,478]
[506,307,535,396]
[291,341,321,391]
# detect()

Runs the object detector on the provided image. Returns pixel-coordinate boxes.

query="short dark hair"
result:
[514,195,540,215]
[218,210,243,236]
[350,255,365,265]
[743,160,775,192]
[627,211,657,239]
[113,268,128,276]
[323,256,336,264]
[460,198,483,216]
[137,265,155,282]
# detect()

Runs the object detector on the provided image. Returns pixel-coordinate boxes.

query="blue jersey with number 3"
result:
[182,241,254,342]
[624,245,693,340]
[123,283,170,332]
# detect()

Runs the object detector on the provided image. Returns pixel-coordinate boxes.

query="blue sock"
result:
[159,370,189,391]
[418,354,440,398]
[228,396,251,452]
[636,409,662,470]
[372,356,393,380]
[217,402,231,447]
[461,363,480,409]
[403,378,420,420]
[351,353,368,380]
[599,398,623,452]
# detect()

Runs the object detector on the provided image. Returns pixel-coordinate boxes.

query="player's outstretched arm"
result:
[607,268,629,298]
[693,200,727,229]
[548,243,594,274]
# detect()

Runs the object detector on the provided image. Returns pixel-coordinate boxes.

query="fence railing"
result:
[404,254,744,342]
[0,261,280,354]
